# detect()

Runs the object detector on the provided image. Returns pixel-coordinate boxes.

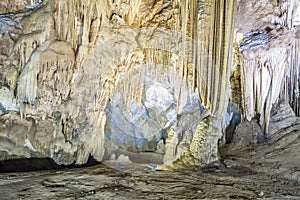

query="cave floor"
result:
[0,159,299,200]
[1,123,300,200]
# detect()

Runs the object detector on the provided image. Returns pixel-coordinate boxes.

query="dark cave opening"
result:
[0,156,101,173]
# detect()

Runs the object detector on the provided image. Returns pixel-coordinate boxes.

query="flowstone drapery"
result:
[0,0,237,167]
[4,0,299,169]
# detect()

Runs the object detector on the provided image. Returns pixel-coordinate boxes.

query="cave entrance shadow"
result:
[0,156,101,173]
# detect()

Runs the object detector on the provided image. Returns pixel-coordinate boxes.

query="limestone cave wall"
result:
[0,0,299,168]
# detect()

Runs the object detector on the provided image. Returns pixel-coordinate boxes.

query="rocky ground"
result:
[0,138,299,200]
[0,163,298,200]
[0,103,299,200]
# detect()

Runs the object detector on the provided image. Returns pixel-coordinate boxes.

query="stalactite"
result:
[154,0,237,168]
[12,0,51,71]
[1,0,237,166]
[271,0,297,29]
[17,49,40,104]
[52,0,106,67]
[241,47,289,134]
[17,40,75,106]
[282,30,300,116]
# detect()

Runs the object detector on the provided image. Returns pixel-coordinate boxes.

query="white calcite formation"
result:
[236,0,300,136]
[0,0,299,169]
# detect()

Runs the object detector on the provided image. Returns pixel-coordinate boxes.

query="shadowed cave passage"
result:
[225,103,242,144]
[0,156,100,173]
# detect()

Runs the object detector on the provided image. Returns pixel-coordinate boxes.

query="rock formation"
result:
[0,0,299,173]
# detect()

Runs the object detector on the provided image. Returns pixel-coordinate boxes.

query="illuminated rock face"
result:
[0,0,299,168]
[236,0,300,136]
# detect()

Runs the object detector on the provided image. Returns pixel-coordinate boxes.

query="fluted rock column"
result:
[282,28,300,116]
[164,0,237,168]
[238,0,299,135]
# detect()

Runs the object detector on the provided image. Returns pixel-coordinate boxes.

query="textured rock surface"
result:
[236,0,299,134]
[0,0,299,176]
[0,163,299,200]
[0,0,236,167]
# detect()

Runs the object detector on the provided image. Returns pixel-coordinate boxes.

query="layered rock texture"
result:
[0,0,299,176]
